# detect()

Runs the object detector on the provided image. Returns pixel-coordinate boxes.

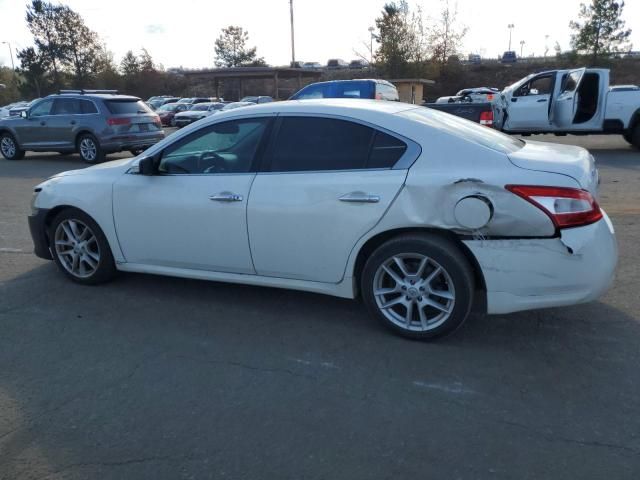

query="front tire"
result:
[0,133,25,160]
[77,134,104,163]
[361,235,474,340]
[49,208,116,285]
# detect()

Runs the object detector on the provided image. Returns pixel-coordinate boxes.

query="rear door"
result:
[49,98,82,148]
[247,115,414,283]
[552,68,586,129]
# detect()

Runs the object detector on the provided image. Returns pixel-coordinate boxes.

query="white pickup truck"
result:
[495,67,640,147]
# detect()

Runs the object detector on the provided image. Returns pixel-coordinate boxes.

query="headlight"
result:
[30,188,41,215]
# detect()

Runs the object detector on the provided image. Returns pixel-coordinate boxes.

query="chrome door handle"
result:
[339,192,380,203]
[209,192,243,202]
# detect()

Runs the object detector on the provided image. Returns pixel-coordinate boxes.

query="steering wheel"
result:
[164,163,190,174]
[201,151,227,173]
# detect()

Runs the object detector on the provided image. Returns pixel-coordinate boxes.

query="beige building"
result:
[389,79,436,104]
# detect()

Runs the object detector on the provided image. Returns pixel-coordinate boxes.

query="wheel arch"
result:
[74,129,97,148]
[351,227,487,310]
[628,108,640,132]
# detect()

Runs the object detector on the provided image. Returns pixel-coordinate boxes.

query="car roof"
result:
[215,99,415,118]
[46,93,140,101]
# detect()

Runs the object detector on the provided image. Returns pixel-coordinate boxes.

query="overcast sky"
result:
[0,0,638,69]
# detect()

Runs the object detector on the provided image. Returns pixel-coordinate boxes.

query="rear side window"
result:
[368,132,407,168]
[269,117,373,171]
[80,100,98,114]
[267,117,407,172]
[105,100,151,114]
[562,72,581,93]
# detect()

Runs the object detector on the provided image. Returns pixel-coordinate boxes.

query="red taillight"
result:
[107,117,131,126]
[479,110,493,126]
[152,115,161,127]
[506,185,603,229]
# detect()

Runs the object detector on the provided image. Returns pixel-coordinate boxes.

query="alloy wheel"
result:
[373,253,456,332]
[54,219,101,278]
[79,138,97,162]
[1,136,16,158]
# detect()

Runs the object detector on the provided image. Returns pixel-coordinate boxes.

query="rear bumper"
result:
[465,211,618,314]
[101,132,164,152]
[28,208,52,260]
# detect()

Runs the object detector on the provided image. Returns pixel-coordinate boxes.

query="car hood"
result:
[507,140,598,195]
[50,158,134,179]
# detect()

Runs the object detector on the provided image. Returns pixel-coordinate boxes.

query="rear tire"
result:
[77,133,104,163]
[361,234,475,340]
[49,208,117,285]
[628,125,640,149]
[0,132,25,160]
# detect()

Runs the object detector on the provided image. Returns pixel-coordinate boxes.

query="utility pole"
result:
[368,26,375,64]
[507,24,514,51]
[1,41,15,72]
[289,0,295,67]
[520,40,525,58]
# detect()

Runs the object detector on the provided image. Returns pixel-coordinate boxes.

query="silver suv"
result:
[0,90,164,163]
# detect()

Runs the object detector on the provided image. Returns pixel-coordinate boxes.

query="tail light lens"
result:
[152,115,161,127]
[479,110,493,126]
[107,117,131,126]
[506,185,603,229]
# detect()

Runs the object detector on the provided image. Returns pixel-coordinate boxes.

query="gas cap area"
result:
[454,195,494,230]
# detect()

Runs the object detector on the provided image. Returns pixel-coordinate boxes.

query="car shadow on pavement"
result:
[1,264,639,478]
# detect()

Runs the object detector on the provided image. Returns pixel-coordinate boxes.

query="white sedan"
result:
[28,100,617,339]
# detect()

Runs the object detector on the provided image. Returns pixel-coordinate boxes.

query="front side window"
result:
[294,84,327,100]
[30,99,54,117]
[159,118,270,175]
[516,75,553,96]
[268,117,405,172]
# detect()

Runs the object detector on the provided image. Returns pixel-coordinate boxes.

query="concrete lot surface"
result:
[1,133,639,479]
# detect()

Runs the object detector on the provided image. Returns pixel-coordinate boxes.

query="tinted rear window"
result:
[293,81,374,100]
[368,131,407,168]
[105,100,152,114]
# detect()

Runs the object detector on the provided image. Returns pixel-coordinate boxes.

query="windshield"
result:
[401,107,525,154]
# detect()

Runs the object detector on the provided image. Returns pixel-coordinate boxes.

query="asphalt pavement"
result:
[1,133,639,479]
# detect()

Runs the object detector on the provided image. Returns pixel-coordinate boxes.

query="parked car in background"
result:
[501,51,517,63]
[9,101,35,117]
[148,97,180,110]
[290,79,399,101]
[435,87,501,104]
[29,99,616,340]
[0,101,29,118]
[177,97,212,106]
[156,102,192,127]
[302,62,322,69]
[327,59,348,69]
[147,95,174,103]
[349,59,368,69]
[173,102,225,128]
[0,90,163,162]
[468,53,482,64]
[240,96,273,104]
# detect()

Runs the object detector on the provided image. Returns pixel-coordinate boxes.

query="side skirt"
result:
[116,262,356,299]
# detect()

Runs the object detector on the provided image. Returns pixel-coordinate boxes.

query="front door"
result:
[113,116,272,273]
[14,98,55,148]
[504,73,555,131]
[248,116,410,283]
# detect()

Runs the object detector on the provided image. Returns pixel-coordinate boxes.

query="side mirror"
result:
[21,110,29,119]
[529,88,539,95]
[138,155,159,176]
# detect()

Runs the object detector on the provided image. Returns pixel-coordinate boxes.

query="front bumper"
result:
[465,211,618,315]
[28,208,52,260]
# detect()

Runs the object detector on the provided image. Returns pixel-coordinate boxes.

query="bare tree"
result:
[429,0,467,71]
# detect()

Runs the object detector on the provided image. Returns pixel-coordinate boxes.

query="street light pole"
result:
[1,41,15,71]
[289,0,295,67]
[368,26,375,64]
[520,40,525,58]
[507,24,514,51]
